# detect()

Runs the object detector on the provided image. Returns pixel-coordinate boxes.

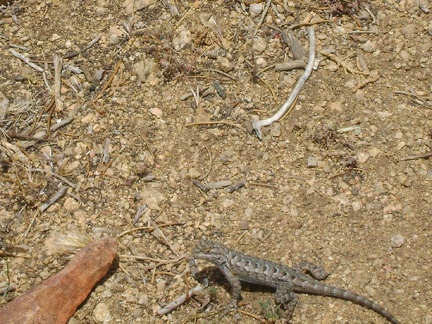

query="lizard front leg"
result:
[188,257,209,287]
[220,264,242,308]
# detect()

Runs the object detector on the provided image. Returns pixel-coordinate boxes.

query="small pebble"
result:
[270,123,282,137]
[132,308,143,318]
[249,3,263,14]
[217,56,234,72]
[239,220,249,230]
[362,40,377,53]
[307,157,317,168]
[390,234,405,248]
[93,302,111,323]
[252,36,267,53]
[150,107,163,118]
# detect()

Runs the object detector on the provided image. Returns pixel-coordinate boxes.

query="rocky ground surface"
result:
[1,0,431,323]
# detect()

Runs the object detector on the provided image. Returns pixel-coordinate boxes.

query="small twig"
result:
[185,120,246,131]
[133,205,147,225]
[234,231,248,247]
[50,115,75,132]
[149,218,180,256]
[192,179,209,193]
[336,125,361,133]
[102,139,110,163]
[0,285,15,296]
[281,30,305,60]
[95,60,122,100]
[29,168,77,188]
[5,131,53,142]
[394,90,427,106]
[162,0,179,17]
[199,68,237,81]
[8,43,30,51]
[120,255,185,263]
[400,152,432,161]
[353,73,380,92]
[23,187,68,239]
[329,168,365,179]
[53,55,63,112]
[248,181,278,189]
[348,30,378,35]
[106,62,124,98]
[364,6,376,24]
[255,0,272,35]
[8,48,44,72]
[120,254,185,270]
[275,60,306,71]
[257,77,277,102]
[206,180,232,189]
[320,50,368,76]
[200,146,213,180]
[279,95,299,121]
[63,35,101,59]
[47,96,56,136]
[116,222,185,238]
[118,262,131,276]
[238,309,267,323]
[226,180,246,193]
[39,185,68,212]
[158,284,204,315]
[252,27,315,139]
[287,19,332,30]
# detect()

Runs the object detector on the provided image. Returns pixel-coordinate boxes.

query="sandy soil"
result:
[1,0,431,323]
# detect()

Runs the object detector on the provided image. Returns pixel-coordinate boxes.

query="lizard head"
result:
[192,239,228,266]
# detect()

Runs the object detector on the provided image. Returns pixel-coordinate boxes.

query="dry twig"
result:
[63,36,100,59]
[320,50,369,76]
[157,284,204,315]
[186,120,246,131]
[400,152,432,161]
[8,48,44,72]
[53,55,63,112]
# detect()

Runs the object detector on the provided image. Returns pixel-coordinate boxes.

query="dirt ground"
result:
[1,0,431,323]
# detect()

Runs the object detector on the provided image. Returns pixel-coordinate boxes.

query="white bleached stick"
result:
[9,48,44,72]
[157,284,204,315]
[252,27,316,139]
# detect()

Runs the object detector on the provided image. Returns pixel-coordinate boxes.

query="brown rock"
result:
[0,237,118,324]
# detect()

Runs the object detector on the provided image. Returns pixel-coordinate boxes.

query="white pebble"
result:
[390,234,405,248]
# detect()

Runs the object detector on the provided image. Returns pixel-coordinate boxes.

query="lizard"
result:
[189,239,400,324]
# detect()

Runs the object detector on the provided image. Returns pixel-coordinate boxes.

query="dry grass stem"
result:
[95,60,122,100]
[238,309,267,323]
[320,50,369,76]
[400,152,432,161]
[120,254,186,271]
[116,222,185,238]
[185,121,246,131]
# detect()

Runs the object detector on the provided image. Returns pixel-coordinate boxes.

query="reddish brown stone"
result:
[0,237,118,324]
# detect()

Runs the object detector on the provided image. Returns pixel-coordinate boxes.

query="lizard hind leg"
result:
[292,261,329,280]
[275,282,299,321]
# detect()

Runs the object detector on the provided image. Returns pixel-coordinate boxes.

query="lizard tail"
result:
[298,282,400,324]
